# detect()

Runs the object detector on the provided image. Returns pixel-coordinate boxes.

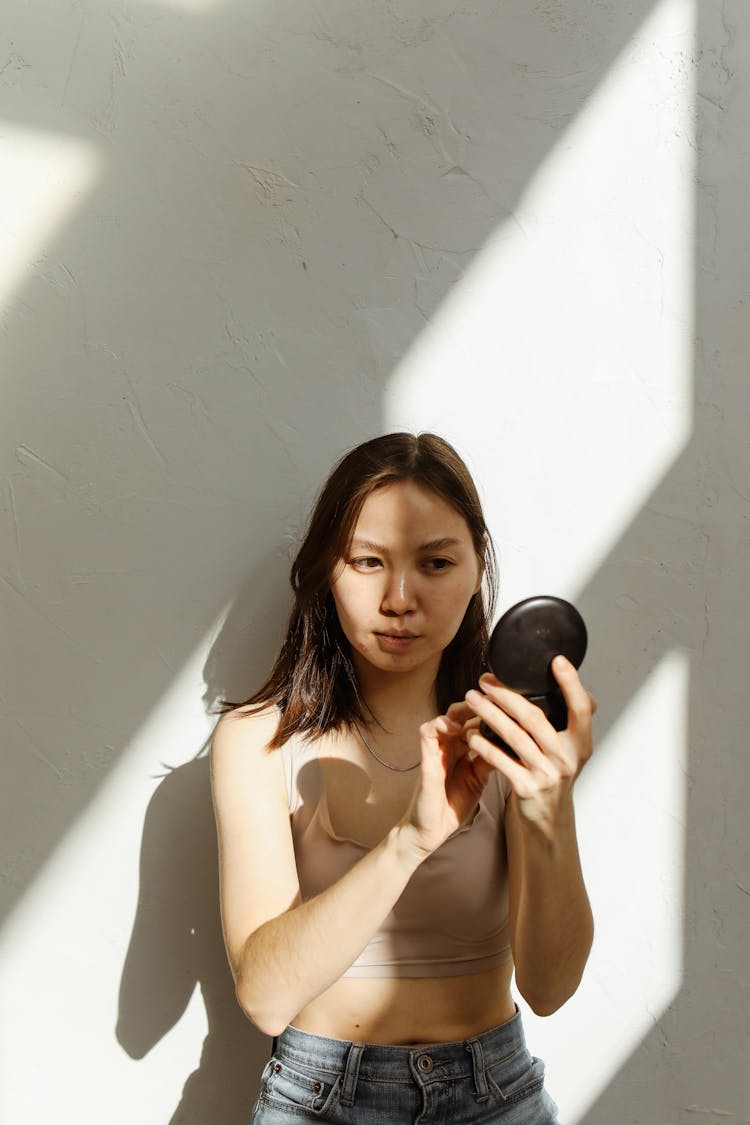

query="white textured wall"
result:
[1,1,747,1122]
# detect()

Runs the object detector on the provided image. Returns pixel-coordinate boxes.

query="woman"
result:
[211,432,596,1123]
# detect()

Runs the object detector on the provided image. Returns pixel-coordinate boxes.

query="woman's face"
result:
[329,480,483,676]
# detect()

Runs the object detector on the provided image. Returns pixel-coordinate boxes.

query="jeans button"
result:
[417,1054,434,1073]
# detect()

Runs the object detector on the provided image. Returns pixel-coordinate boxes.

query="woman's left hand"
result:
[462,655,597,831]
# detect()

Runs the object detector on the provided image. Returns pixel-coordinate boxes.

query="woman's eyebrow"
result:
[350,537,463,553]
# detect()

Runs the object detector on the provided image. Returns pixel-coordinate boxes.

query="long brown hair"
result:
[215,432,498,748]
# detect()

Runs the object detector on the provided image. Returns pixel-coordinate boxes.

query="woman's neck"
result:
[351,651,441,735]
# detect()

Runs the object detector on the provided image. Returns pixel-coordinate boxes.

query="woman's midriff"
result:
[288,959,516,1047]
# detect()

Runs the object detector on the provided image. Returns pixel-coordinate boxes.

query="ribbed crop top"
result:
[279,730,513,978]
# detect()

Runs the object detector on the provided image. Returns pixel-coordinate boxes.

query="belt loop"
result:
[466,1037,490,1102]
[339,1042,365,1107]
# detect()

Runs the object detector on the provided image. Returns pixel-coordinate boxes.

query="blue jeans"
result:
[251,1007,561,1123]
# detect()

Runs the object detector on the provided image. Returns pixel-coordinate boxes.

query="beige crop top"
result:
[279,729,513,978]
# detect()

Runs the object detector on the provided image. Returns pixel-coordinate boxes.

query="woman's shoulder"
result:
[216,704,325,760]
[212,702,283,760]
[228,699,280,719]
[219,700,282,729]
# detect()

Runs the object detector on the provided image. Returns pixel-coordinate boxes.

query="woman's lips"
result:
[376,633,420,649]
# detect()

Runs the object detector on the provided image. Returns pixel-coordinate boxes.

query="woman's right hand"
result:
[397,702,497,861]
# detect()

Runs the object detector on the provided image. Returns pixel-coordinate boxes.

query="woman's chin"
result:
[354,640,440,676]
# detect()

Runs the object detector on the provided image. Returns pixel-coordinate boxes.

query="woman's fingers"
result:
[464,685,552,769]
[470,659,596,772]
[549,656,596,745]
[465,723,529,787]
[456,661,598,816]
[445,700,477,726]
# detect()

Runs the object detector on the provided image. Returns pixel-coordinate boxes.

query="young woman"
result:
[211,432,596,1124]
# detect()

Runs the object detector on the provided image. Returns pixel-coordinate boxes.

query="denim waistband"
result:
[273,1007,527,1105]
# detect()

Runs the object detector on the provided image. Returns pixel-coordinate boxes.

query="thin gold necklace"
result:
[352,719,421,772]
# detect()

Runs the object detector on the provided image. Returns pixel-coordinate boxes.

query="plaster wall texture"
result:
[0,0,747,1122]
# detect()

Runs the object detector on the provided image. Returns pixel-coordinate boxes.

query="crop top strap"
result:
[279,729,319,815]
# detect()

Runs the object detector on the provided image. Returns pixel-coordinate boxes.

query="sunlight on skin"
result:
[0,123,100,312]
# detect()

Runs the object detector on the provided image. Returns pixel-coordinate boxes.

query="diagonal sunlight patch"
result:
[0,610,226,1122]
[0,123,100,313]
[523,649,689,1122]
[384,0,696,604]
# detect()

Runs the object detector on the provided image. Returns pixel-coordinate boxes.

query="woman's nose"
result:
[381,572,417,611]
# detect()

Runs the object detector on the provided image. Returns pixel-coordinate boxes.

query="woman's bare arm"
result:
[211,711,427,1038]
[237,825,425,1036]
[465,654,597,1015]
[504,790,594,1014]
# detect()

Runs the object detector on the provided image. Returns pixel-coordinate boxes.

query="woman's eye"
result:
[349,557,454,571]
[351,557,381,569]
[426,558,454,571]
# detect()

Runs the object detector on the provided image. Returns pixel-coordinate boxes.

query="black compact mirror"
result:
[478,595,588,761]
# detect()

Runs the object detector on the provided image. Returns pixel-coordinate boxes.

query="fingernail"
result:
[553,654,570,669]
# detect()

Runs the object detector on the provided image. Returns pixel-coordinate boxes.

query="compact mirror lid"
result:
[487,595,587,695]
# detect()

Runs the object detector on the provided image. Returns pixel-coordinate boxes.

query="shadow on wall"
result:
[116,554,295,1122]
[117,753,260,1124]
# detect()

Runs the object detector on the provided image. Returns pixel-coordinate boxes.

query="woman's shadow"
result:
[116,749,262,1124]
[117,559,292,1123]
